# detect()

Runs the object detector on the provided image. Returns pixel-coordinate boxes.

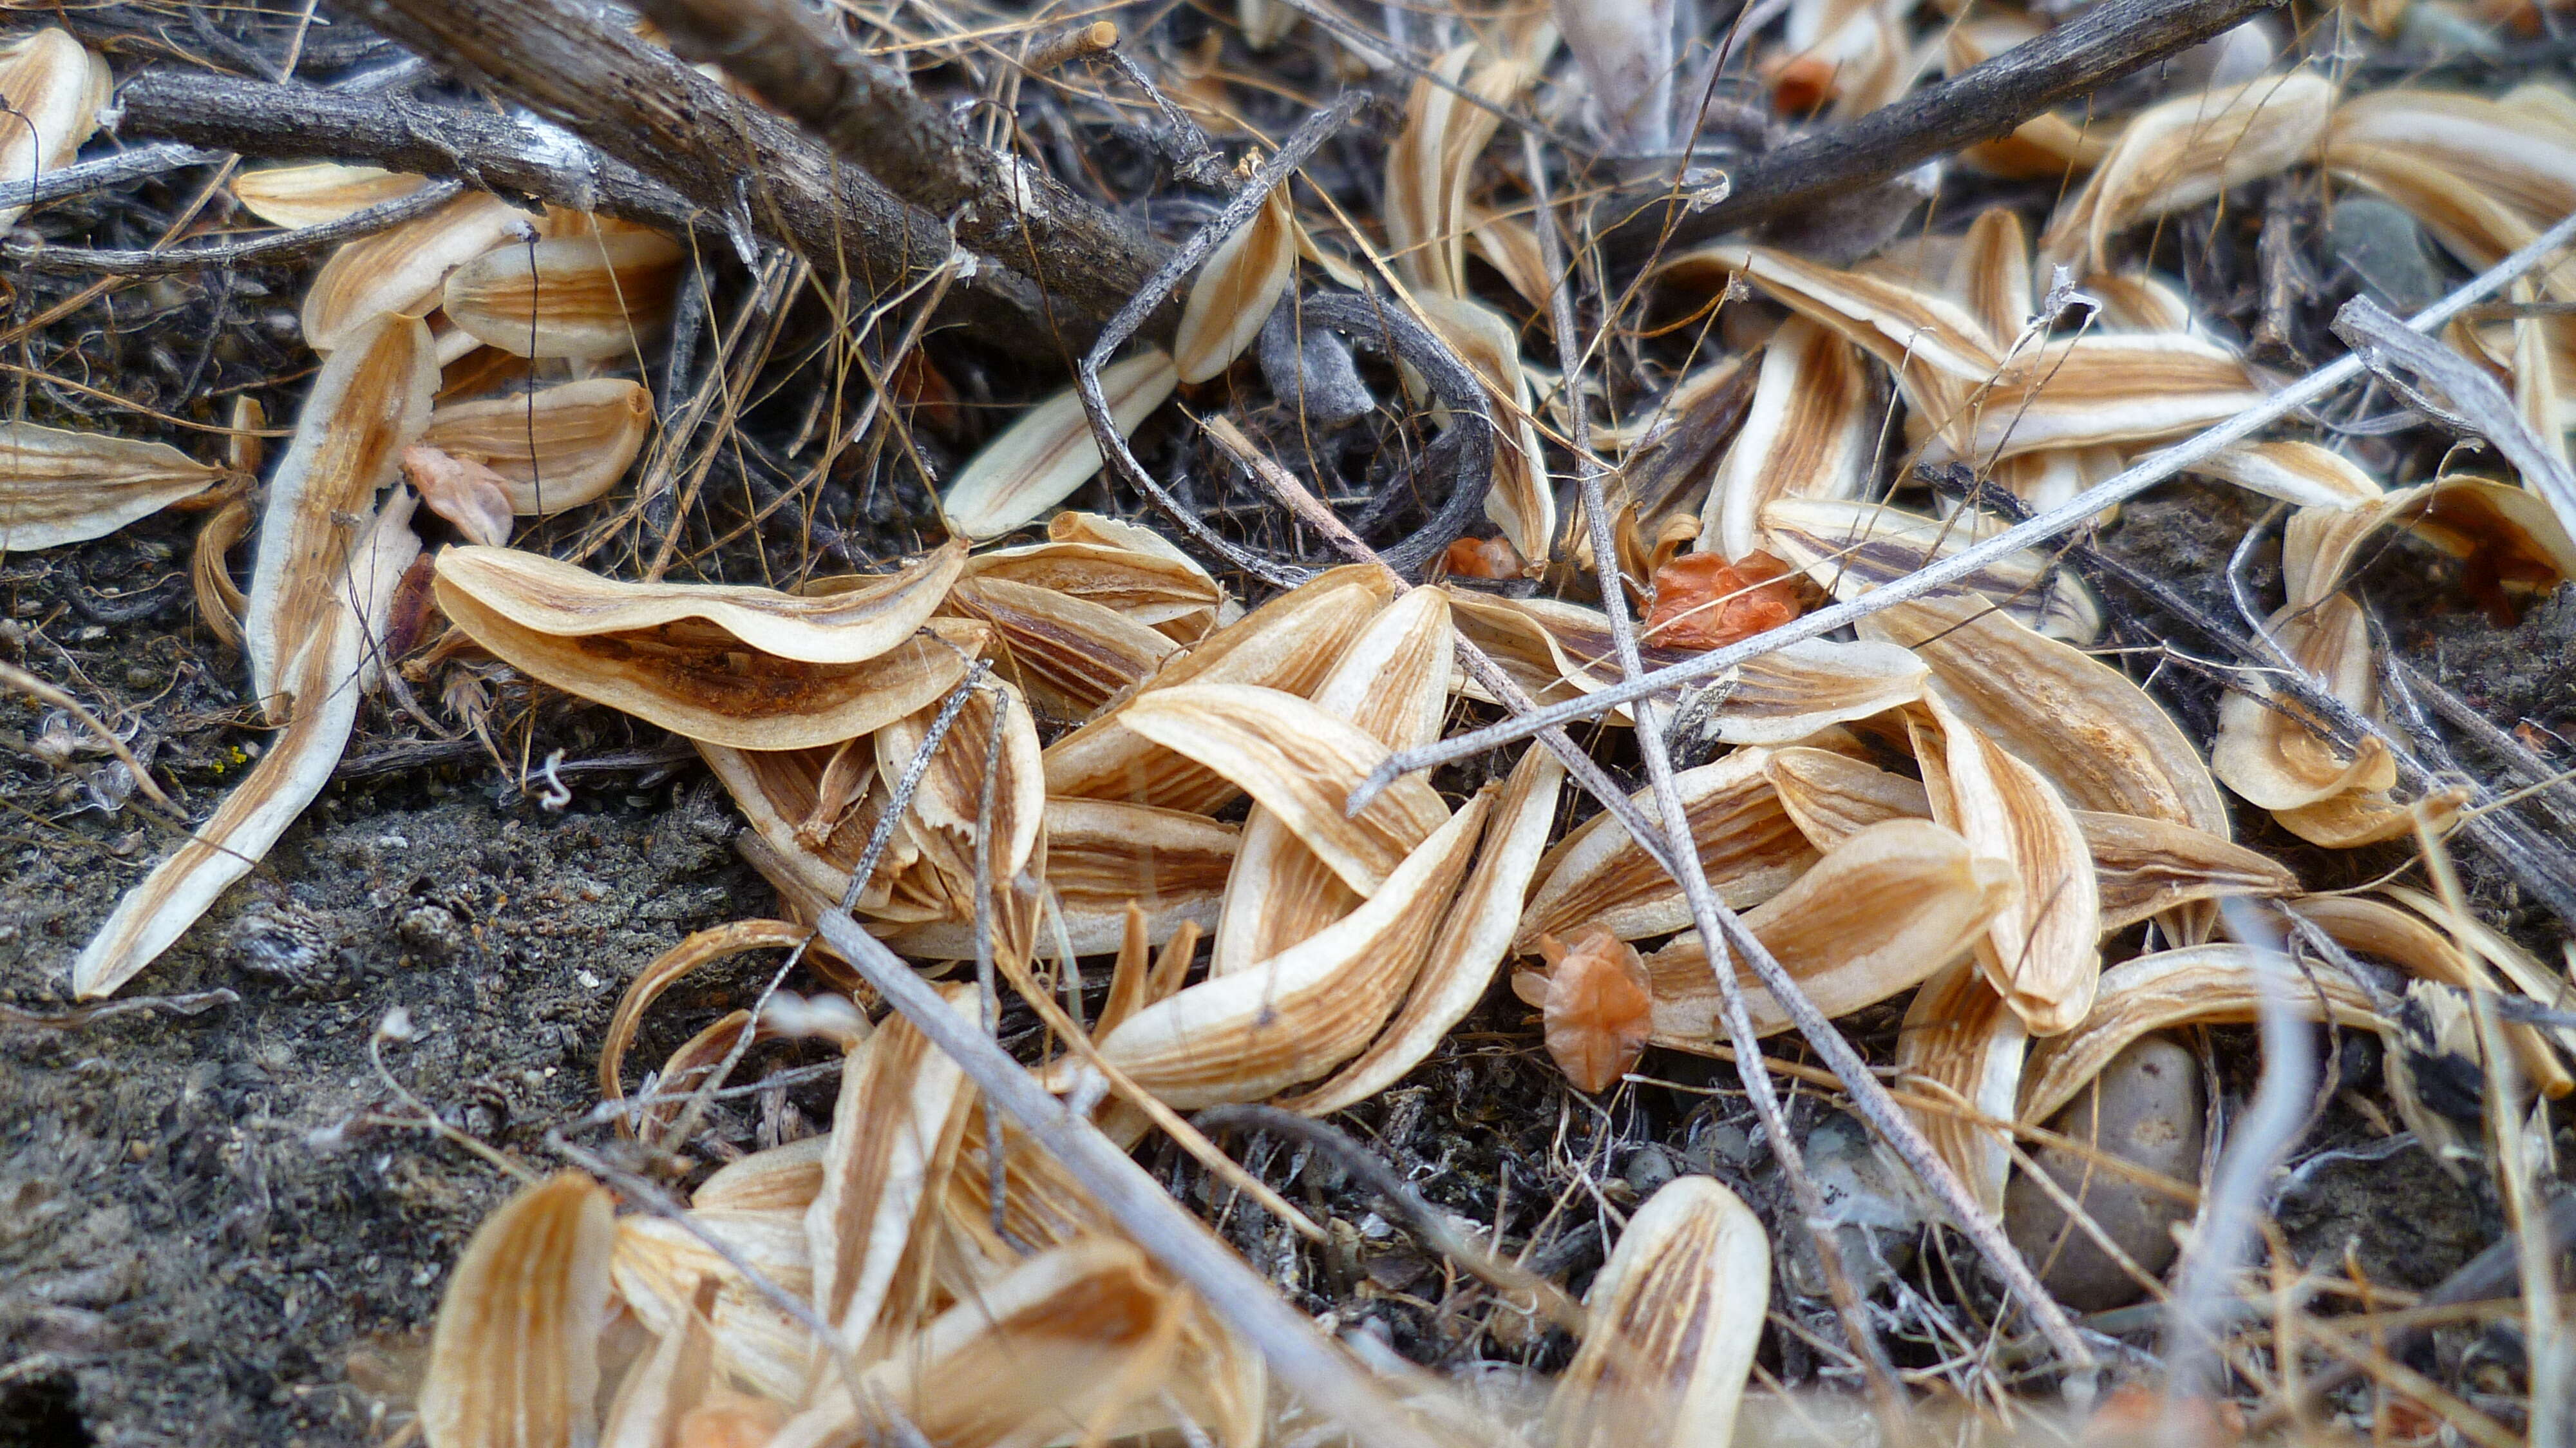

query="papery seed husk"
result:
[2079,810,2300,931]
[0,423,227,551]
[420,1172,615,1448]
[2190,441,2383,510]
[1707,637,1928,746]
[2211,594,2394,811]
[2019,945,2385,1124]
[1929,334,2267,466]
[435,539,964,664]
[302,193,532,354]
[1284,745,1564,1114]
[1912,693,2102,1037]
[1545,1175,1769,1448]
[1861,591,2231,835]
[2325,87,2576,284]
[967,523,1227,639]
[943,573,1179,723]
[1895,964,2027,1214]
[1098,794,1490,1109]
[442,229,686,359]
[245,314,440,716]
[1519,748,1815,949]
[1177,180,1296,384]
[1417,290,1557,564]
[694,1136,831,1213]
[1645,817,2018,1043]
[611,1208,815,1403]
[0,30,108,232]
[600,1273,718,1448]
[1765,744,1933,848]
[943,352,1179,541]
[2042,71,2336,270]
[422,378,655,514]
[942,798,1235,956]
[1655,243,2001,390]
[1950,207,2036,341]
[1120,682,1451,896]
[1043,563,1396,811]
[2293,891,2573,1098]
[1760,496,2103,643]
[1701,316,1876,562]
[233,163,429,230]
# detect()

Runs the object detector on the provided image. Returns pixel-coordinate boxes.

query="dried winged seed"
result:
[781,1239,1173,1448]
[1120,682,1450,895]
[1098,794,1490,1109]
[1860,591,2231,835]
[1766,744,1933,846]
[1545,1176,1768,1448]
[1210,586,1453,976]
[232,163,428,229]
[1895,964,2027,1213]
[2078,811,2299,931]
[867,681,1044,941]
[436,575,986,750]
[1176,179,1296,384]
[942,351,1179,540]
[2211,594,2394,811]
[1468,204,1554,311]
[1927,334,2268,466]
[611,1209,815,1403]
[2188,440,2382,510]
[2086,269,2200,334]
[1446,588,1645,709]
[1519,748,1815,949]
[442,229,685,359]
[0,30,107,232]
[697,741,886,906]
[1283,744,1564,1114]
[402,445,515,547]
[74,490,421,998]
[1042,563,1395,810]
[0,423,225,551]
[2041,71,2336,271]
[2019,945,2385,1124]
[1645,817,2018,1043]
[419,1172,615,1448]
[245,314,440,716]
[1760,496,2103,644]
[302,193,532,354]
[435,540,964,664]
[1416,291,1557,564]
[694,1136,831,1213]
[1385,41,1540,300]
[421,378,655,515]
[1532,928,1656,1094]
[1701,318,1877,562]
[943,573,1177,721]
[1912,693,2103,1037]
[1703,636,1927,746]
[809,984,978,1346]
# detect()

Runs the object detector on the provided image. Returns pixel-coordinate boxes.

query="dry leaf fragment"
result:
[232,163,429,229]
[419,1172,616,1448]
[1519,748,1815,948]
[2041,71,2336,270]
[0,423,227,551]
[302,193,533,354]
[942,351,1179,540]
[422,378,656,515]
[1522,928,1655,1093]
[0,30,108,232]
[1645,817,2017,1043]
[1546,1176,1769,1448]
[245,314,440,717]
[402,445,516,547]
[1176,179,1296,384]
[442,229,686,359]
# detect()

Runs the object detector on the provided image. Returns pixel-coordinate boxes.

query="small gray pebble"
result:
[2005,1033,2204,1312]
[2330,198,2447,315]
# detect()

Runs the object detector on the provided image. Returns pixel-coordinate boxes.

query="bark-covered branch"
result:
[1607,0,2289,256]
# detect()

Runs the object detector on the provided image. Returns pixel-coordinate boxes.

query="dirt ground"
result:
[5,473,2559,1443]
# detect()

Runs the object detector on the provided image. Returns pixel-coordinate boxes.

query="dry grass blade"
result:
[2041,71,2336,270]
[72,488,421,999]
[1285,744,1564,1114]
[1517,748,1815,948]
[0,423,227,551]
[1098,794,1489,1109]
[419,1172,616,1448]
[1862,591,2231,834]
[1121,683,1451,896]
[1544,1176,1770,1448]
[232,163,429,229]
[1645,817,2016,1042]
[442,229,685,358]
[244,314,439,716]
[1177,177,1295,383]
[421,378,656,515]
[1701,318,1877,562]
[1894,964,2028,1212]
[1911,693,2103,1036]
[301,192,531,354]
[2019,945,2387,1123]
[0,29,108,232]
[1043,564,1394,810]
[943,351,1179,540]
